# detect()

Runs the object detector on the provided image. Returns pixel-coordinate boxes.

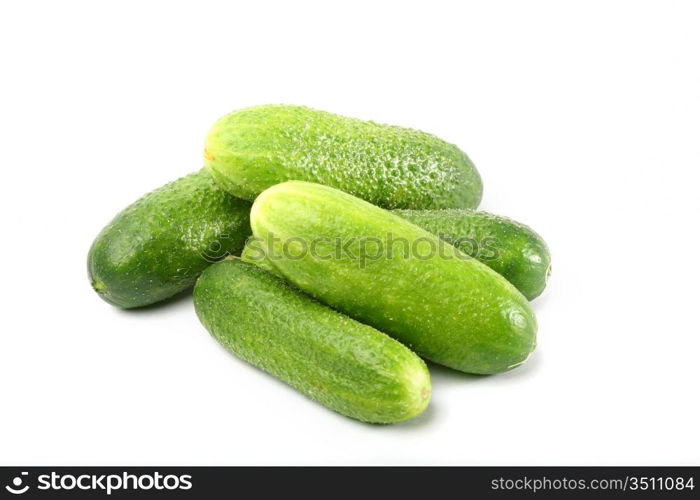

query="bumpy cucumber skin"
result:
[244,209,551,300]
[88,170,251,308]
[204,104,483,210]
[194,260,431,424]
[393,209,551,300]
[250,182,537,375]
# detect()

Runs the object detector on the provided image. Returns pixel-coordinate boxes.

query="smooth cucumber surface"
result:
[193,260,431,424]
[244,208,551,300]
[393,209,551,300]
[88,170,251,308]
[204,104,483,209]
[249,181,537,375]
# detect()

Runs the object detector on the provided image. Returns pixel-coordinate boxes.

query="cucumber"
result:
[88,170,251,308]
[249,181,537,375]
[204,104,483,210]
[393,209,551,300]
[241,238,277,274]
[193,259,431,424]
[243,209,551,300]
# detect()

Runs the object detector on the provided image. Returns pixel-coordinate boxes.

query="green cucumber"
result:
[204,104,482,209]
[193,259,430,424]
[249,181,537,375]
[241,238,277,274]
[393,209,551,300]
[88,170,251,308]
[243,209,551,300]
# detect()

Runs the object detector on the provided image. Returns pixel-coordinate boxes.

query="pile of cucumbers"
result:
[88,105,551,424]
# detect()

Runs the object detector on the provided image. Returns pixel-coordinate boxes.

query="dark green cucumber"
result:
[204,104,482,209]
[193,259,430,424]
[88,170,251,308]
[393,209,551,300]
[243,208,551,300]
[249,181,537,375]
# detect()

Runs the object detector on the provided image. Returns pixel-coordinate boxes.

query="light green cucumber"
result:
[88,170,251,308]
[193,259,430,424]
[204,104,482,209]
[243,208,551,300]
[249,181,537,375]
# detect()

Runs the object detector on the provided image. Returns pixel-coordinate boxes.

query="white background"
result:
[1,1,698,465]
